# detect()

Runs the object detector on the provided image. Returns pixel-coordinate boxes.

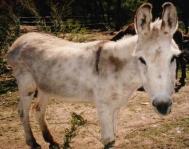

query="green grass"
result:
[62,112,86,149]
[177,66,189,80]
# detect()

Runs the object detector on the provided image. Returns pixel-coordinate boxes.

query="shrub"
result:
[0,3,20,54]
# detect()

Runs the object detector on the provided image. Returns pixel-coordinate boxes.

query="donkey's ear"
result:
[161,2,178,35]
[135,3,152,36]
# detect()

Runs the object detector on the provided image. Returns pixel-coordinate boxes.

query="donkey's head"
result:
[134,2,180,115]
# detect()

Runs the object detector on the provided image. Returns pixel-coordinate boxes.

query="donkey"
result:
[7,2,180,149]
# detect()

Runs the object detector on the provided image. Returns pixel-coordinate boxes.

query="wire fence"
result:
[18,16,112,29]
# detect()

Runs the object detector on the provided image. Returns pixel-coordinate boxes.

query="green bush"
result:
[0,4,20,55]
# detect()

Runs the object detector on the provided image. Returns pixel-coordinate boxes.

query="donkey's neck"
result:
[101,35,142,93]
[115,35,138,58]
[101,35,138,62]
[114,35,142,96]
[102,35,138,60]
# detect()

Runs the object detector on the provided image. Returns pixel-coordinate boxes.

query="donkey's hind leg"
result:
[34,90,59,149]
[16,72,41,149]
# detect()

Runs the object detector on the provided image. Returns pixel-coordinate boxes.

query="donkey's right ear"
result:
[161,2,178,36]
[134,3,152,36]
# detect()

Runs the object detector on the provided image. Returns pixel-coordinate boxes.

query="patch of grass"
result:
[126,117,189,148]
[177,66,189,80]
[0,78,17,95]
[0,91,19,107]
[0,58,9,75]
[0,57,17,96]
[62,112,86,149]
[62,33,91,42]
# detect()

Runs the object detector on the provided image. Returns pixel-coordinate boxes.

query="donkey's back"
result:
[8,32,70,65]
[7,32,102,100]
[8,32,99,66]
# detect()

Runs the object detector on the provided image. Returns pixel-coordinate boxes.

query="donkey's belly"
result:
[34,64,96,102]
[22,45,98,101]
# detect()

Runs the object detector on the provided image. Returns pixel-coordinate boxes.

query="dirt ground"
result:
[0,31,189,149]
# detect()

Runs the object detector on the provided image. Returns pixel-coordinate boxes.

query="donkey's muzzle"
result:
[152,100,172,115]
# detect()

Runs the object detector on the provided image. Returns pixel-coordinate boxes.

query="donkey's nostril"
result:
[168,100,172,106]
[152,100,158,107]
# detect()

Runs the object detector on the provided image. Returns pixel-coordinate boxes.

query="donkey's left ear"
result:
[135,3,152,36]
[161,2,178,36]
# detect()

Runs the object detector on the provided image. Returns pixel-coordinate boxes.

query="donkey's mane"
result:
[151,19,162,29]
[115,35,137,46]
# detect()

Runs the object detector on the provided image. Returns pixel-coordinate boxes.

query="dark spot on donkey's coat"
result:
[108,56,126,72]
[27,91,34,96]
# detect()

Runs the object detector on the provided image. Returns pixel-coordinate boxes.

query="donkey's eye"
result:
[170,56,176,63]
[139,57,146,65]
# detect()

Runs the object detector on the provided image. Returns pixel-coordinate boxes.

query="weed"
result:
[63,112,86,149]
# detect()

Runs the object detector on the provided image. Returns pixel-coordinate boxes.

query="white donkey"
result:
[7,2,180,149]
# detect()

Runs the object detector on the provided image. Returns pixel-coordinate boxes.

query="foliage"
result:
[123,0,147,12]
[0,1,20,55]
[20,0,50,32]
[0,1,20,79]
[20,0,39,17]
[19,0,86,34]
[50,0,73,30]
[0,77,17,95]
[63,112,86,148]
[49,0,88,34]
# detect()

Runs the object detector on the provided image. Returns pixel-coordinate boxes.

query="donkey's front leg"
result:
[96,103,116,148]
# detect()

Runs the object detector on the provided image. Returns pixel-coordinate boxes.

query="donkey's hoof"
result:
[49,142,60,149]
[104,140,115,149]
[31,143,41,149]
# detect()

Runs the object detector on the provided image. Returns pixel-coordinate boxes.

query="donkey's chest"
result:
[96,75,140,102]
